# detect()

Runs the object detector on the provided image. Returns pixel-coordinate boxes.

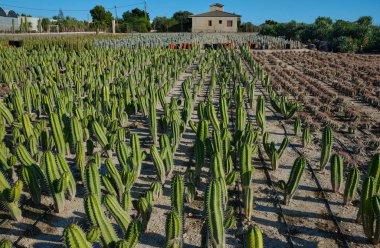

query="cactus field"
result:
[0,34,379,248]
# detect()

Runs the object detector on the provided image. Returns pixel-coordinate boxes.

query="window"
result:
[208,20,212,26]
[227,20,233,27]
[219,20,222,24]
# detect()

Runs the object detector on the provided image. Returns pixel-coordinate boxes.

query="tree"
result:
[90,5,113,31]
[41,18,51,32]
[172,11,192,32]
[121,8,150,32]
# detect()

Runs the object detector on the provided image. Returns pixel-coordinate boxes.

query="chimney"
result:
[210,3,224,12]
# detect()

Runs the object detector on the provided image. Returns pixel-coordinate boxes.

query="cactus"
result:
[330,154,344,193]
[171,175,184,217]
[320,126,333,171]
[21,114,34,138]
[122,189,132,212]
[371,196,380,244]
[256,96,266,134]
[56,154,76,200]
[360,177,376,242]
[104,194,131,234]
[150,146,166,184]
[0,240,12,248]
[116,141,131,171]
[246,225,263,248]
[85,162,101,199]
[302,127,311,147]
[124,220,143,248]
[224,207,236,229]
[160,134,174,177]
[0,101,14,125]
[84,193,118,247]
[70,116,83,146]
[195,120,208,178]
[50,113,66,155]
[278,156,306,205]
[92,120,109,151]
[148,85,158,145]
[104,158,124,200]
[166,211,182,248]
[86,226,100,243]
[206,179,225,248]
[43,151,66,213]
[63,224,92,248]
[0,171,23,221]
[150,181,163,200]
[343,167,360,205]
[133,197,152,231]
[129,133,146,178]
[368,154,380,193]
[240,144,255,219]
[15,144,36,166]
[21,164,44,204]
[294,117,301,136]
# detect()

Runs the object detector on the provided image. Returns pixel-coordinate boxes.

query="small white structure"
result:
[190,3,241,33]
[0,7,41,32]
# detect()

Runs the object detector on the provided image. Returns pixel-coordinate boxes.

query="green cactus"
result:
[104,194,131,234]
[0,172,23,221]
[50,112,66,155]
[0,100,14,125]
[148,85,158,145]
[43,151,66,213]
[330,154,344,193]
[21,114,34,138]
[85,162,101,199]
[63,224,92,248]
[104,158,124,200]
[171,175,184,217]
[195,120,208,178]
[21,163,44,204]
[206,179,225,248]
[160,134,174,177]
[343,167,360,205]
[92,120,109,151]
[367,154,380,193]
[0,240,13,248]
[360,177,376,242]
[129,133,146,178]
[246,225,263,248]
[124,220,143,248]
[70,116,84,146]
[371,196,380,244]
[278,156,306,205]
[224,207,236,230]
[256,96,266,134]
[133,197,152,231]
[150,181,163,201]
[320,126,333,171]
[150,146,166,184]
[166,211,182,248]
[15,144,36,166]
[84,193,118,246]
[116,141,131,171]
[302,127,311,148]
[294,117,301,136]
[86,226,100,243]
[240,144,255,219]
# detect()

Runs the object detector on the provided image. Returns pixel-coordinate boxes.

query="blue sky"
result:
[1,0,380,25]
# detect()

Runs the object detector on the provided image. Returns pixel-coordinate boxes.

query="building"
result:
[0,7,41,32]
[190,3,241,33]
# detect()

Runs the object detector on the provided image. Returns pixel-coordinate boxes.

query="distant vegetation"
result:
[259,16,380,53]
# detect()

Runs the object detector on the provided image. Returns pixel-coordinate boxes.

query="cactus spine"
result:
[320,126,333,171]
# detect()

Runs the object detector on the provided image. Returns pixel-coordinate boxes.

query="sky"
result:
[1,0,380,25]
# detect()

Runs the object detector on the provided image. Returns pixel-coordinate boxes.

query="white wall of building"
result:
[192,17,239,33]
[0,16,40,32]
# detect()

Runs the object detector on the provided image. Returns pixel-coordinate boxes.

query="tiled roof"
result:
[190,10,241,18]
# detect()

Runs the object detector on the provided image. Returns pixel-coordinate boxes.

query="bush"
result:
[332,36,358,53]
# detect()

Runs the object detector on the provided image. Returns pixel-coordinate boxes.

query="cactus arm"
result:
[246,225,264,248]
[343,167,360,205]
[206,179,225,248]
[85,162,101,199]
[150,146,166,184]
[63,224,93,248]
[50,113,66,155]
[104,194,131,234]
